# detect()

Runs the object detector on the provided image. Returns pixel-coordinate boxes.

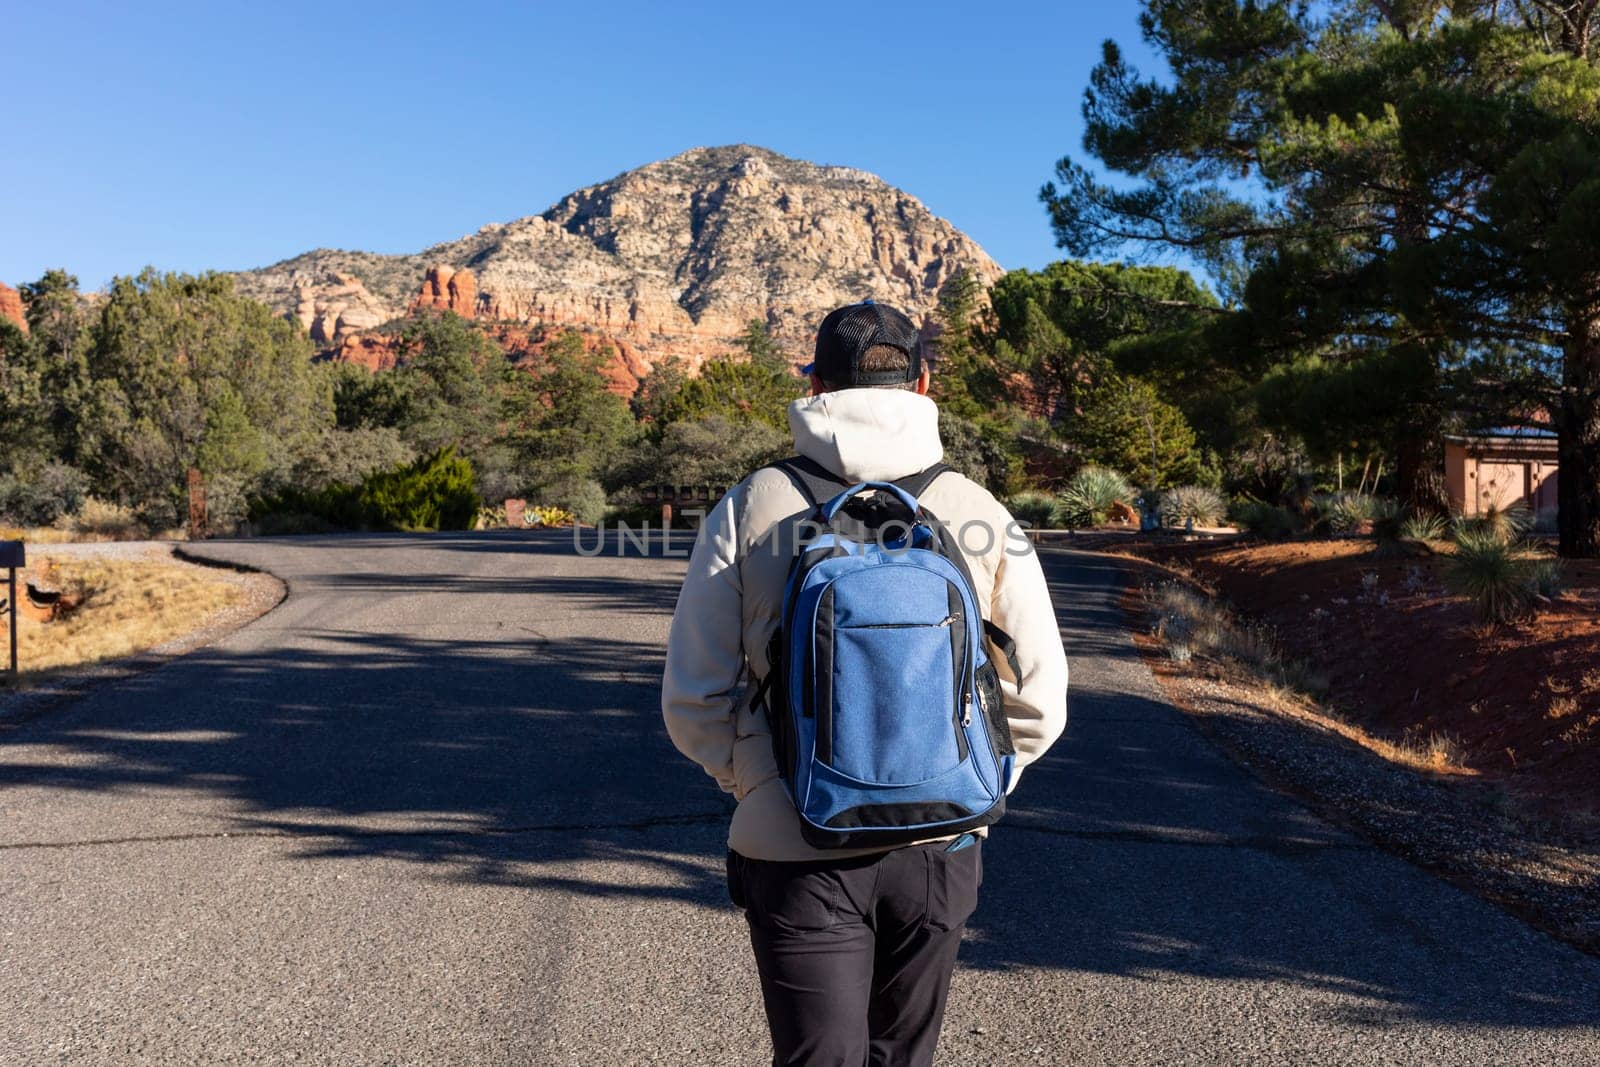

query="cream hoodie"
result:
[661,389,1069,861]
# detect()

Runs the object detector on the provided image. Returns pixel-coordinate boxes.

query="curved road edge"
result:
[0,541,286,729]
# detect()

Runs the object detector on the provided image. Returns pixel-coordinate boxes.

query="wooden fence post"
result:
[187,469,207,540]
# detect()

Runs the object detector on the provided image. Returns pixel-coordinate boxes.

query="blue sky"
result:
[2,1,1165,290]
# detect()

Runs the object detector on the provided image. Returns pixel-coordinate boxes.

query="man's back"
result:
[662,386,1067,860]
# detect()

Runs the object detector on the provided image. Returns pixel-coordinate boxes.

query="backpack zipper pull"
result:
[962,689,973,727]
[939,611,962,628]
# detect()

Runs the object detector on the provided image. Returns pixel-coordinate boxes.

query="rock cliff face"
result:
[232,146,1001,381]
[0,282,27,334]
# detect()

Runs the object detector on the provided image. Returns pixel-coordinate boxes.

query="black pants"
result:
[727,840,982,1067]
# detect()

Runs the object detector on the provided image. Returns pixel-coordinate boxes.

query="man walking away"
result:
[662,301,1069,1066]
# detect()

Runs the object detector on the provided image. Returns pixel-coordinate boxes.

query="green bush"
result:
[0,463,89,526]
[532,474,608,526]
[357,448,478,531]
[1160,485,1227,528]
[1006,491,1059,530]
[1057,466,1135,529]
[1233,499,1297,540]
[252,448,477,533]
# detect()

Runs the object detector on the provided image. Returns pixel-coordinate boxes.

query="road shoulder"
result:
[1105,549,1600,957]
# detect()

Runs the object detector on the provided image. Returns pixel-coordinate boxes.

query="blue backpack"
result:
[754,457,1022,849]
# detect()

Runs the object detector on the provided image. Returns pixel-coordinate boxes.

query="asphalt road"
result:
[3,530,1598,1065]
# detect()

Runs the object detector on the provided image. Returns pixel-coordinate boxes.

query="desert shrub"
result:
[291,427,416,493]
[0,463,89,526]
[1057,466,1135,529]
[1399,512,1448,542]
[474,505,506,530]
[1222,433,1309,504]
[1368,498,1403,542]
[939,411,1020,493]
[612,415,787,497]
[202,473,252,534]
[1446,529,1536,623]
[1529,558,1565,600]
[71,497,144,539]
[1160,485,1226,528]
[1006,491,1059,530]
[532,474,607,526]
[1232,499,1297,540]
[252,448,477,533]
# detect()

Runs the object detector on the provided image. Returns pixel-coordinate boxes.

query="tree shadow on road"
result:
[2,537,1597,1032]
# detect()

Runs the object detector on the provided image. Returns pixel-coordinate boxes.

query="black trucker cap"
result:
[803,300,924,387]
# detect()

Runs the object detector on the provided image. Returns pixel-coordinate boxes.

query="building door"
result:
[1476,461,1529,513]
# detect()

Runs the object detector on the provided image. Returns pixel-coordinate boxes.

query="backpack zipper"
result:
[840,612,962,631]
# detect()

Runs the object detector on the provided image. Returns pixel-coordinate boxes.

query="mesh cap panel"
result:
[811,301,923,387]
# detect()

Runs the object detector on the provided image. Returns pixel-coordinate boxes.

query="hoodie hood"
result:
[786,389,944,483]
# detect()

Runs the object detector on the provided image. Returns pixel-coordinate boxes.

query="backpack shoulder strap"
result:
[765,456,952,511]
[764,455,851,509]
[893,461,951,501]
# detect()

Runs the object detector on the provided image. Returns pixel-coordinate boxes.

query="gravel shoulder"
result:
[1111,550,1600,956]
[0,541,284,726]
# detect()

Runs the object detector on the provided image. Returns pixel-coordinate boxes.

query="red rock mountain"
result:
[232,146,1001,385]
[0,282,27,334]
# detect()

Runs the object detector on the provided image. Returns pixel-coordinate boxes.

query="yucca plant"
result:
[1456,501,1533,544]
[1160,485,1227,528]
[1446,528,1535,624]
[1318,492,1375,535]
[1006,491,1060,530]
[1057,466,1135,529]
[1399,511,1448,542]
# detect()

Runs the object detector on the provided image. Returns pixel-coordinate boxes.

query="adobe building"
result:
[1444,427,1558,521]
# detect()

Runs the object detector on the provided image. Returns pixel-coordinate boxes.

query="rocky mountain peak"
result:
[232,145,1001,382]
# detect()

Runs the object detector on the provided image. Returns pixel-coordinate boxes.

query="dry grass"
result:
[7,551,243,678]
[0,498,182,544]
[1549,695,1581,720]
[1144,577,1475,777]
[1148,581,1322,695]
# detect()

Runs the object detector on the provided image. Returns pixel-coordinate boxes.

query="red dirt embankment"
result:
[1123,538,1600,830]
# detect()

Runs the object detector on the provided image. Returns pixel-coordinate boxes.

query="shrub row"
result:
[251,448,478,534]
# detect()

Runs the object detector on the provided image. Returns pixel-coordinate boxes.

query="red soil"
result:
[1123,537,1600,828]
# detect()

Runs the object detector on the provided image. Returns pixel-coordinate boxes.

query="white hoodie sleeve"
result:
[661,486,744,794]
[989,524,1069,786]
